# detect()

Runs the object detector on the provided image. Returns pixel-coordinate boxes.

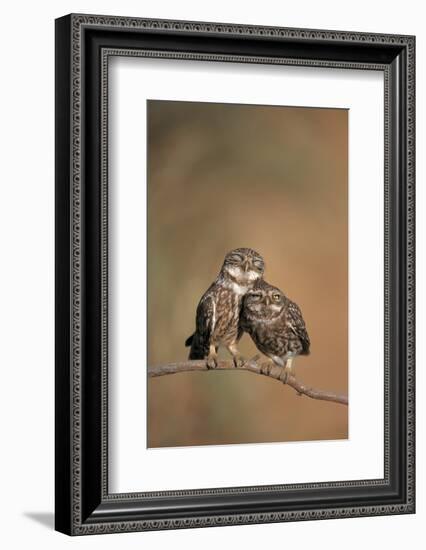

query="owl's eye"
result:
[250,293,262,300]
[272,294,281,301]
[229,254,243,263]
[253,261,264,271]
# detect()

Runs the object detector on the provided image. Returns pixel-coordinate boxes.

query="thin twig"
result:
[148,357,348,406]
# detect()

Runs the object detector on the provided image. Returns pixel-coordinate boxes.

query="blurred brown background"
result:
[147,100,348,448]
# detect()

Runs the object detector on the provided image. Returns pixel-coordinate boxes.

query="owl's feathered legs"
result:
[206,343,244,368]
[206,344,219,369]
[226,342,245,368]
[269,353,296,383]
[283,355,296,383]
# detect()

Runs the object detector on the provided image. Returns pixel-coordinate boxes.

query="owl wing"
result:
[286,300,310,354]
[195,293,215,343]
[185,292,216,359]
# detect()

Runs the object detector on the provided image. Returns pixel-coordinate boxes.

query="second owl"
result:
[240,279,310,380]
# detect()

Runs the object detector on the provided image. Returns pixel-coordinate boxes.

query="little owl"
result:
[185,248,265,368]
[240,279,310,380]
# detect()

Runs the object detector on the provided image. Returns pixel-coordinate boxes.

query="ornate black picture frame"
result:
[55,13,415,535]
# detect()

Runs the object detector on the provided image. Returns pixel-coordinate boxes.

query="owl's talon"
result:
[206,354,218,369]
[233,355,246,368]
[282,365,294,384]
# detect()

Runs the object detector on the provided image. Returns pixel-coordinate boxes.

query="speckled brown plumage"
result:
[185,248,265,368]
[240,279,310,377]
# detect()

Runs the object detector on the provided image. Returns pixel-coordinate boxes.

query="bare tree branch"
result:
[148,356,348,406]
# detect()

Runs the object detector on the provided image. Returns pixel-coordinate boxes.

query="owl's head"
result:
[222,248,264,287]
[243,280,285,320]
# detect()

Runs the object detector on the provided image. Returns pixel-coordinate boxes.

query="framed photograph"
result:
[55,14,415,535]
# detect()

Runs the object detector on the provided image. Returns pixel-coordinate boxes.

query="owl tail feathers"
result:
[185,334,194,347]
[188,347,207,360]
[185,333,208,360]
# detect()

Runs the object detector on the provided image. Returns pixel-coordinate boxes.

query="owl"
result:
[240,279,310,380]
[185,248,265,368]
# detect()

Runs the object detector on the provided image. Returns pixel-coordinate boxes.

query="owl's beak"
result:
[242,261,250,272]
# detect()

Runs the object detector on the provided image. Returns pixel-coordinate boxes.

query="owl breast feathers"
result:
[185,248,265,368]
[240,279,310,366]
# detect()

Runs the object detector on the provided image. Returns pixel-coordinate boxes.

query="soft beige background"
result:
[147,100,348,447]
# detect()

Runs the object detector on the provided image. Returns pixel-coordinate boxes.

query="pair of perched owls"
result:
[185,247,310,380]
